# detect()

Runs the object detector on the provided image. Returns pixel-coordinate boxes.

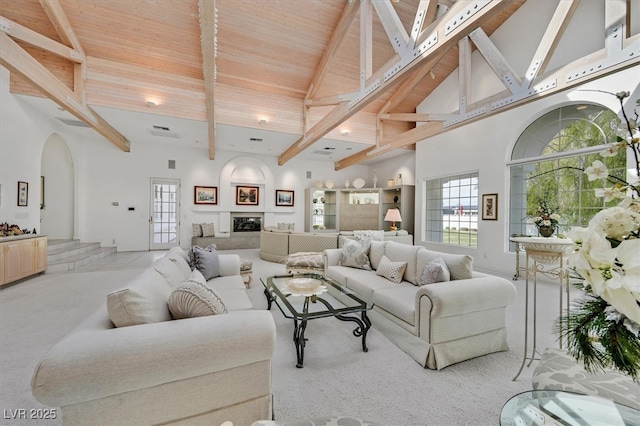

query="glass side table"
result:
[500,390,640,426]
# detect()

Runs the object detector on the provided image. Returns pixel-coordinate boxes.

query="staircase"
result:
[47,239,117,273]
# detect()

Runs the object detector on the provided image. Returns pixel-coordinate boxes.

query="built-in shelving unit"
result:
[305,185,414,234]
[305,188,338,232]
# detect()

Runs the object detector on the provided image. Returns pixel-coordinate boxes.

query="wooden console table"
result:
[1,235,48,287]
[510,236,574,381]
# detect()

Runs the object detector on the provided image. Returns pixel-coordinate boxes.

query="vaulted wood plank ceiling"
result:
[1,0,638,169]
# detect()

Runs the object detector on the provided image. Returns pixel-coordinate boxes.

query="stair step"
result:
[47,242,103,261]
[46,240,117,273]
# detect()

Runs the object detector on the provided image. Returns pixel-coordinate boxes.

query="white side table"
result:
[510,236,574,381]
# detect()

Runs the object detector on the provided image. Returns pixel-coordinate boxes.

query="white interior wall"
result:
[0,67,52,233]
[40,134,74,239]
[1,62,393,251]
[413,0,639,276]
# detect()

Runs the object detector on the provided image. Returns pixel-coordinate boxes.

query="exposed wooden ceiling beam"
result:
[38,0,84,55]
[280,0,511,166]
[522,0,580,88]
[198,0,217,160]
[0,31,130,152]
[38,0,87,102]
[306,0,361,101]
[337,40,640,169]
[0,16,83,63]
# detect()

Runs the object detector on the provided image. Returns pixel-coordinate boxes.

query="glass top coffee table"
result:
[500,390,640,425]
[261,273,372,368]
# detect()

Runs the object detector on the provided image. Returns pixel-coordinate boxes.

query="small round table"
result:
[500,390,640,426]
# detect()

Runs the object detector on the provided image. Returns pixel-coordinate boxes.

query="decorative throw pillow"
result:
[418,256,450,285]
[376,255,407,284]
[107,269,173,327]
[340,239,372,270]
[354,230,384,242]
[152,256,186,289]
[192,223,203,237]
[192,246,220,280]
[201,223,215,237]
[168,280,227,319]
[187,244,217,269]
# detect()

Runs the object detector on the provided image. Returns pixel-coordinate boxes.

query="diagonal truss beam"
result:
[0,31,130,151]
[279,0,513,166]
[336,37,639,169]
[0,0,130,151]
[198,0,217,160]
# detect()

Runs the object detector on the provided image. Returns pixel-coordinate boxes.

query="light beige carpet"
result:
[1,248,565,425]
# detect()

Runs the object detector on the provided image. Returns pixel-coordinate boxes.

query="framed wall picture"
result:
[275,189,294,206]
[236,186,259,205]
[194,186,218,205]
[482,193,498,220]
[17,181,28,206]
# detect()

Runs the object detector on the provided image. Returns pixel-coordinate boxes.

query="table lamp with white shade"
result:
[384,208,402,231]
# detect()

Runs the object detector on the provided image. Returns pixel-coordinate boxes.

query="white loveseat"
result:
[31,247,276,425]
[324,241,517,369]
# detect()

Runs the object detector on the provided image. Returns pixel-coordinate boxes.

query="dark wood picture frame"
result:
[194,186,218,205]
[275,189,294,206]
[482,193,498,220]
[236,185,259,205]
[17,181,28,206]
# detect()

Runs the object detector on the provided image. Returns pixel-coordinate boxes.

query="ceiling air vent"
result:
[148,125,180,139]
[249,138,263,142]
[56,117,90,127]
[313,147,336,155]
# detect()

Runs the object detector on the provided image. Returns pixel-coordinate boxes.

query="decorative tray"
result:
[352,177,365,188]
[282,277,328,297]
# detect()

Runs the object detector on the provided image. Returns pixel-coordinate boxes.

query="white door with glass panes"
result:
[149,179,180,250]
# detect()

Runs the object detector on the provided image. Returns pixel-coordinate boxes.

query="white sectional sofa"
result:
[31,247,276,425]
[324,240,517,369]
[260,228,413,262]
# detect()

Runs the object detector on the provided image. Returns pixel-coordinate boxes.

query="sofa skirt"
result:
[60,361,272,425]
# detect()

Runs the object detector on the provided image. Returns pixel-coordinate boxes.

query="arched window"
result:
[508,103,626,245]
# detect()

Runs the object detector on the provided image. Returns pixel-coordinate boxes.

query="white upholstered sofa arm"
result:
[415,276,516,318]
[323,248,343,274]
[218,253,241,276]
[31,309,276,407]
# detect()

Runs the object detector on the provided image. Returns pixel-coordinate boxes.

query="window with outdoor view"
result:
[424,172,478,247]
[508,103,626,249]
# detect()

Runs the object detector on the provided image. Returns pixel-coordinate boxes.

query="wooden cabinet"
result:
[0,236,47,287]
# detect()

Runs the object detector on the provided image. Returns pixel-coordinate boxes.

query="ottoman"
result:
[283,252,324,275]
[240,258,253,288]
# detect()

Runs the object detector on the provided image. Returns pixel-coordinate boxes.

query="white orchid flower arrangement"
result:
[558,90,640,379]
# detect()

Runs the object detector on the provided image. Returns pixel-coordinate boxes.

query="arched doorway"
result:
[40,134,74,239]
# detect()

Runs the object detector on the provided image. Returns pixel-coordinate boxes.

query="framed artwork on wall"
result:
[236,186,259,205]
[17,181,28,206]
[194,186,218,205]
[275,189,294,206]
[482,193,498,220]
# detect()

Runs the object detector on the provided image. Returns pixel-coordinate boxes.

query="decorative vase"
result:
[537,225,555,237]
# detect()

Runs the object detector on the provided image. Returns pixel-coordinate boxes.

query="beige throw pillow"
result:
[376,255,407,284]
[168,280,227,319]
[418,256,450,285]
[192,223,203,237]
[340,239,372,270]
[201,223,215,237]
[107,269,173,327]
